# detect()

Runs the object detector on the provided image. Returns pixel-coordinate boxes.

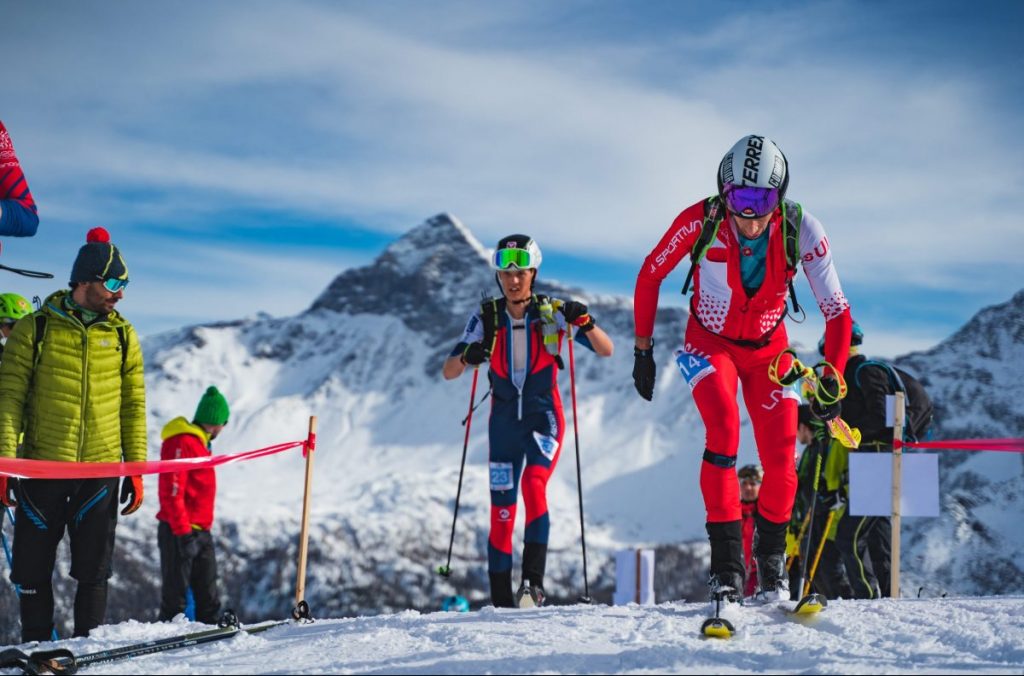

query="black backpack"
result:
[854,360,934,442]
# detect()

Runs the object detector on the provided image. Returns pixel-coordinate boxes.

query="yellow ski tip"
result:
[700,617,735,638]
[793,594,827,615]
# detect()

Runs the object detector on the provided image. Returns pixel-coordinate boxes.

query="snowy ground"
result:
[4,596,1022,674]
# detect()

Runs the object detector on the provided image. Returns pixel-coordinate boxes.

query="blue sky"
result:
[1,0,1021,357]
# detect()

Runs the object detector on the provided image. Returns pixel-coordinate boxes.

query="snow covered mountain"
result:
[1,215,1020,642]
[895,290,1024,596]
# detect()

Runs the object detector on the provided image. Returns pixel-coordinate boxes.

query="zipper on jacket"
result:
[78,327,90,461]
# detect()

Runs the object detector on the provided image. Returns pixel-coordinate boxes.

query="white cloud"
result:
[2,0,1020,351]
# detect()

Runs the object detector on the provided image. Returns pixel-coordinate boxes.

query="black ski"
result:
[0,620,288,674]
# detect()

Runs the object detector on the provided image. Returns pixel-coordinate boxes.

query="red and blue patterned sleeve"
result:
[0,121,40,237]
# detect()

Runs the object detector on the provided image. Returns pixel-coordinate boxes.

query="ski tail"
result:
[12,619,291,673]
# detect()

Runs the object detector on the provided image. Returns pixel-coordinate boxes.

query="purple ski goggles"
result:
[723,185,780,218]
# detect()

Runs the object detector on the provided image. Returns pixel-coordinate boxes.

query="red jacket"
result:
[634,198,852,375]
[156,417,217,536]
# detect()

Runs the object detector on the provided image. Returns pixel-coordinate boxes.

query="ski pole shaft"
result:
[439,367,479,576]
[786,509,812,573]
[798,449,823,594]
[804,509,836,597]
[295,416,317,608]
[568,335,591,601]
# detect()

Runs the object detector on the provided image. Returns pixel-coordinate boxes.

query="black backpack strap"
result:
[681,196,724,296]
[32,313,47,368]
[781,199,803,317]
[116,325,129,373]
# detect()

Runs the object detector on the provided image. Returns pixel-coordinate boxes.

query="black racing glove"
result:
[461,342,490,366]
[560,301,595,332]
[810,376,842,422]
[633,344,656,401]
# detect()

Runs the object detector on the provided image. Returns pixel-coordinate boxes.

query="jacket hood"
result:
[43,289,129,326]
[161,416,211,444]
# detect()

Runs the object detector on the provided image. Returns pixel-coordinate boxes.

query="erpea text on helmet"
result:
[717,135,789,218]
[491,234,543,271]
[738,464,764,483]
[818,320,864,356]
[0,293,32,324]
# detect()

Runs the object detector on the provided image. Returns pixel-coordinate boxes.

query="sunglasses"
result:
[724,185,780,219]
[101,277,129,293]
[492,247,537,270]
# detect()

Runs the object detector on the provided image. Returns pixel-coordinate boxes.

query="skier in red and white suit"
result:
[632,135,852,602]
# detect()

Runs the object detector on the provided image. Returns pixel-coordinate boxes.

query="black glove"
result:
[810,376,842,421]
[560,301,595,332]
[461,342,490,366]
[633,344,656,401]
[176,532,200,560]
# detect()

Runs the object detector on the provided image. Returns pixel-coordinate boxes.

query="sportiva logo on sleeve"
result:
[489,462,514,491]
[654,219,702,267]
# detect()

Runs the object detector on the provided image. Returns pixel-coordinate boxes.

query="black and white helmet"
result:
[717,135,789,199]
[491,234,543,271]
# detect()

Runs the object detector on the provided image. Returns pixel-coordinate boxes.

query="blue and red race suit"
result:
[452,300,595,573]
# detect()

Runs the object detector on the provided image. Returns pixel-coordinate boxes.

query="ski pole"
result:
[796,447,823,599]
[786,509,812,573]
[292,416,317,621]
[438,367,479,578]
[568,333,591,603]
[804,510,836,598]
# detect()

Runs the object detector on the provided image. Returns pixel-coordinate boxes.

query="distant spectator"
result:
[156,386,230,624]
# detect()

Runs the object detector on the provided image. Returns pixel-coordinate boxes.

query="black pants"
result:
[11,478,119,641]
[835,513,892,599]
[158,521,221,624]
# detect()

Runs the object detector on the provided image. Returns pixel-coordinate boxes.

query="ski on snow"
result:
[701,593,826,639]
[0,617,290,675]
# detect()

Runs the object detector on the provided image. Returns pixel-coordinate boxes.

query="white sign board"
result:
[849,453,940,517]
[613,549,655,606]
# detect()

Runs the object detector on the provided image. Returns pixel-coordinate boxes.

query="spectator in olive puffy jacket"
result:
[0,227,145,642]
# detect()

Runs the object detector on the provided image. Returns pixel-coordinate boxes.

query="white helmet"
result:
[717,134,789,198]
[490,234,543,271]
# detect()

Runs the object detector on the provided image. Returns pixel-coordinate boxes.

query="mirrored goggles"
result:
[492,247,537,270]
[102,277,129,293]
[724,185,780,219]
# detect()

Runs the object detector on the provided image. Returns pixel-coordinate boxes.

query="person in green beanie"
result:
[155,386,229,624]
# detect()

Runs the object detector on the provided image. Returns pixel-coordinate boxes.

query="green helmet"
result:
[0,293,32,323]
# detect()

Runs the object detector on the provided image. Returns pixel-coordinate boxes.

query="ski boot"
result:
[515,581,546,608]
[702,572,742,638]
[753,552,790,603]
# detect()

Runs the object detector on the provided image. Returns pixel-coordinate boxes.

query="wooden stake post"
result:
[891,392,905,599]
[295,416,317,614]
